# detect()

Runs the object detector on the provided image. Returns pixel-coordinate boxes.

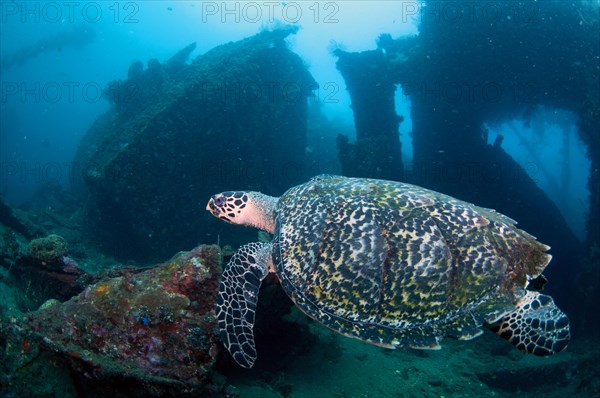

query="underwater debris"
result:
[0,230,21,268]
[26,234,68,269]
[0,197,39,240]
[0,234,90,305]
[15,234,88,301]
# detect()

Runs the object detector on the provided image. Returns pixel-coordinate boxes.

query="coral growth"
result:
[26,234,68,269]
[16,244,222,393]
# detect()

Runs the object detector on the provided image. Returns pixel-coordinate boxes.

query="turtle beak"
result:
[206,197,218,215]
[207,194,228,217]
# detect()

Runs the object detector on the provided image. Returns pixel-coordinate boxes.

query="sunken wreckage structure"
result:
[334,1,598,331]
[74,26,317,263]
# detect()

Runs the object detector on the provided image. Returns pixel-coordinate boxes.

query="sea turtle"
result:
[206,175,570,368]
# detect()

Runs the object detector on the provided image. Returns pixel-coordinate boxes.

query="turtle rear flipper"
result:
[492,291,570,355]
[216,242,271,368]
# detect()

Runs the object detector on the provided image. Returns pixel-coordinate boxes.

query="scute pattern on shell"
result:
[273,175,552,347]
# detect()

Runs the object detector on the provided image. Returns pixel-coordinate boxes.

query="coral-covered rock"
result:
[19,245,222,393]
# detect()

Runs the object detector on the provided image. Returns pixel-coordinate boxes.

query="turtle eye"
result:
[214,196,226,207]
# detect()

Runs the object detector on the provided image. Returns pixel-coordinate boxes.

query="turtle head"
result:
[206,191,250,224]
[206,191,277,233]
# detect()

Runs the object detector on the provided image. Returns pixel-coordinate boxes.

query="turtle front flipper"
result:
[492,291,570,355]
[216,242,272,368]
